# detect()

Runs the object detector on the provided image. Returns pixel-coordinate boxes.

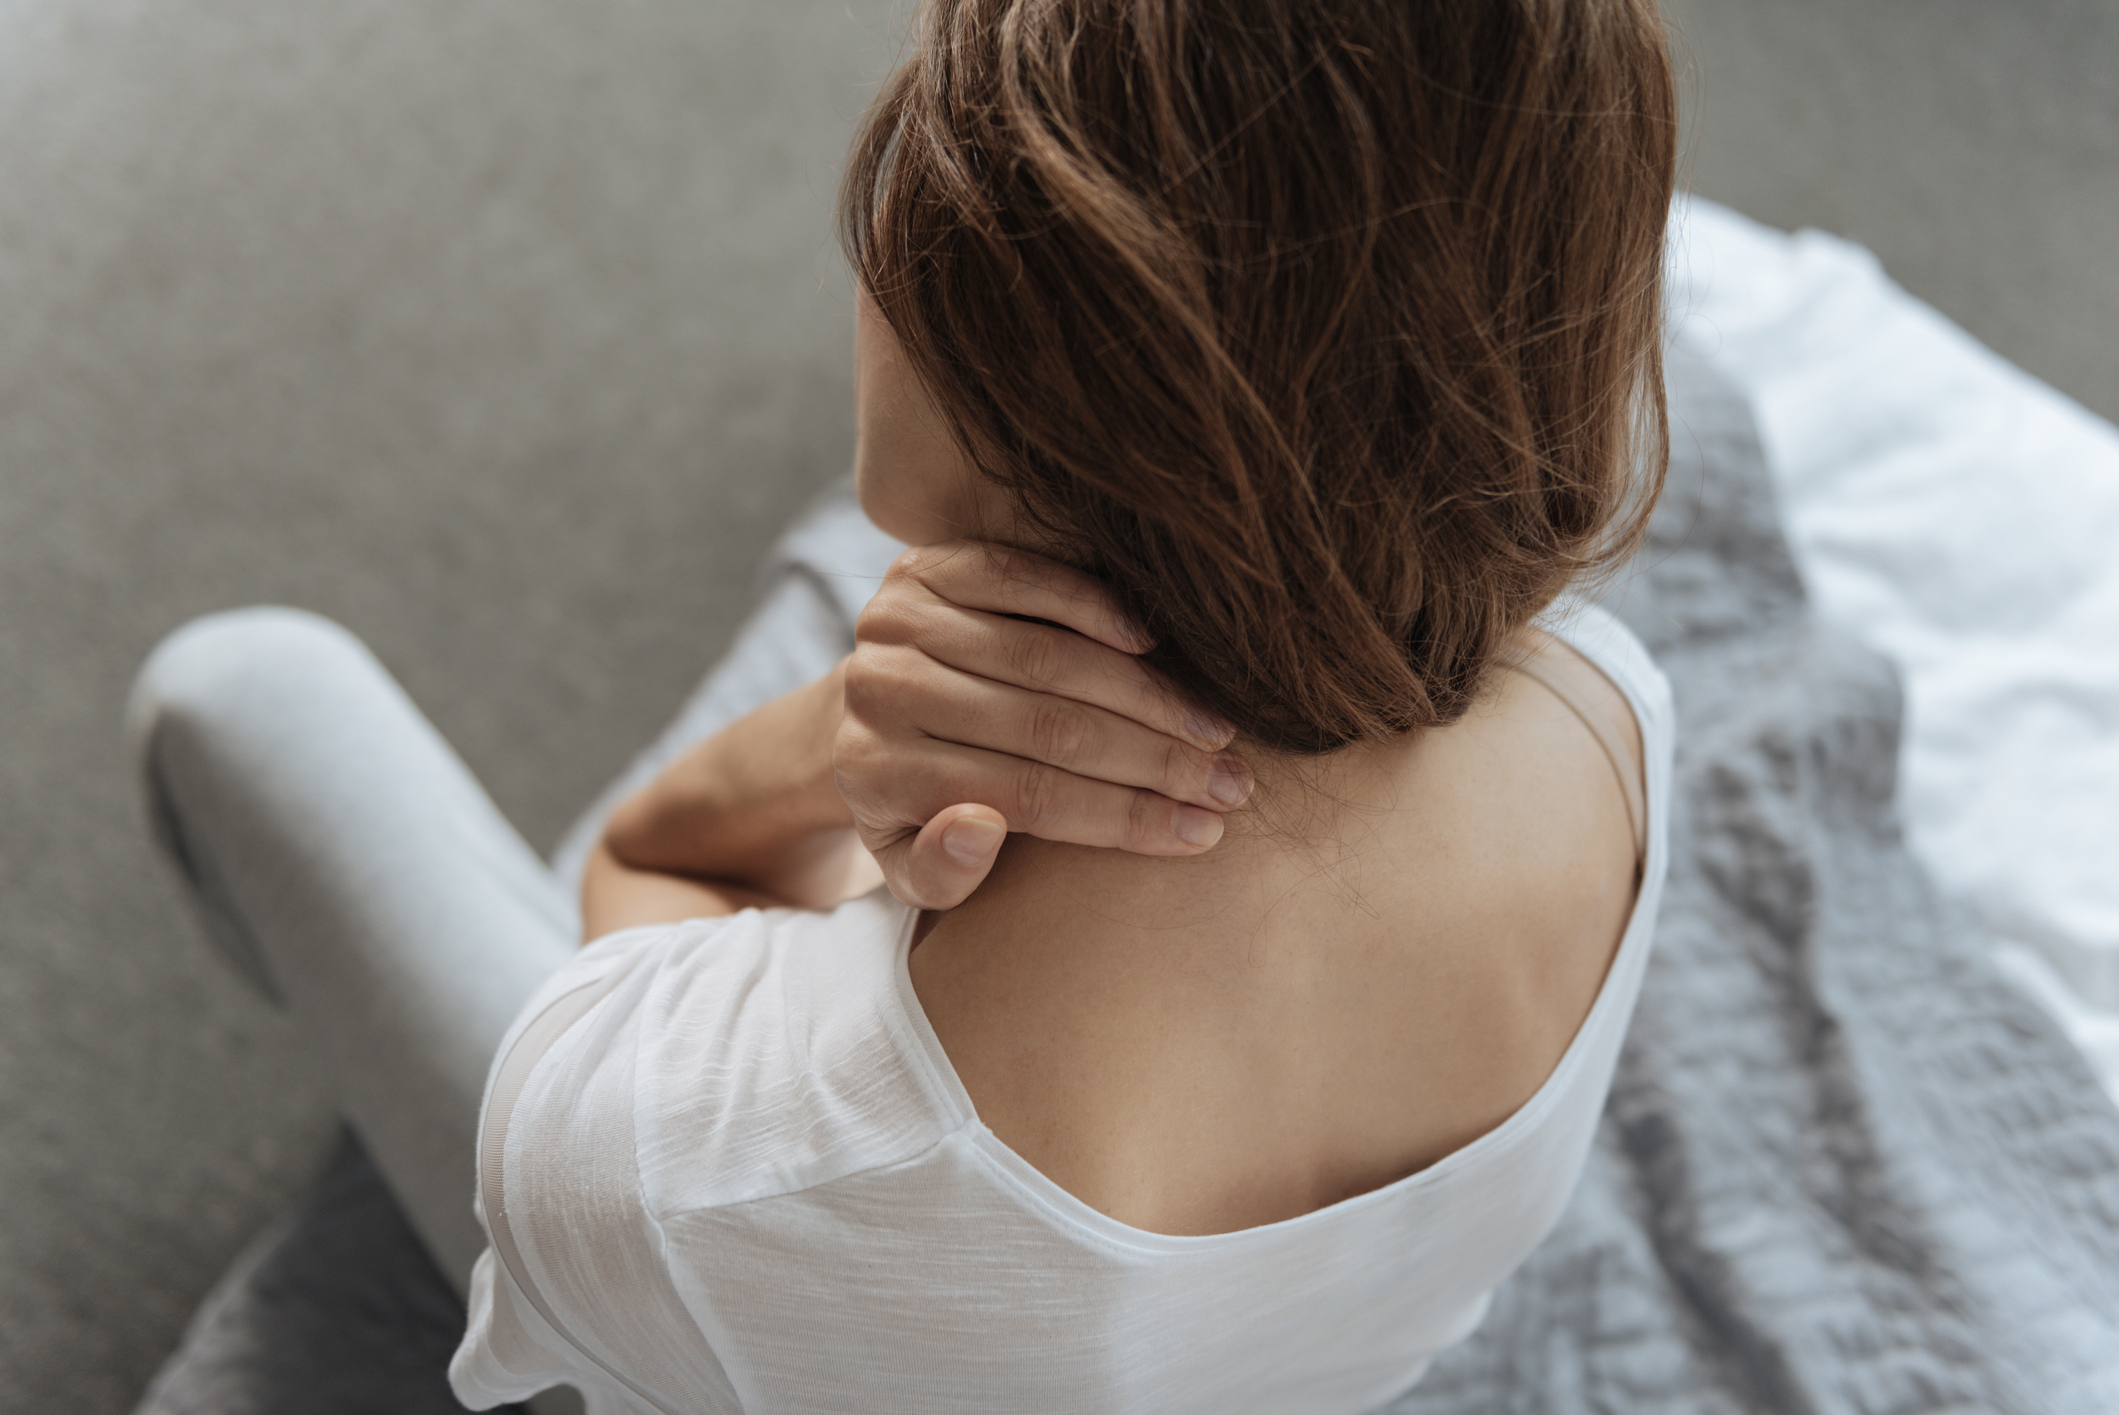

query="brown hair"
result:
[843,0,1676,753]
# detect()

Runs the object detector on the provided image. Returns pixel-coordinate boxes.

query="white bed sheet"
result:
[1665,198,2119,1101]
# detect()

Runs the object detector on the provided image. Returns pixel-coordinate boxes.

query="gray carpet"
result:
[0,1,895,1407]
[131,1132,497,1415]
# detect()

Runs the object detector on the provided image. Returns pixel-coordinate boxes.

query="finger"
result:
[893,542,1153,656]
[873,803,1008,911]
[858,608,1234,752]
[877,667,1253,812]
[845,735,1227,857]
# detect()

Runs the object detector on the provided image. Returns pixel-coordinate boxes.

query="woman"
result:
[131,0,1676,1409]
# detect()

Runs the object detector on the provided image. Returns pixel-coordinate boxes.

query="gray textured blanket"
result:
[136,356,2119,1414]
[1385,353,2119,1414]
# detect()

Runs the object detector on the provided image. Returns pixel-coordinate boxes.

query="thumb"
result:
[878,803,1008,911]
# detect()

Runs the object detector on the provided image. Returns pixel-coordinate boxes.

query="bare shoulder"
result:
[1495,625,1645,794]
[1409,630,1643,1014]
[905,634,1645,1236]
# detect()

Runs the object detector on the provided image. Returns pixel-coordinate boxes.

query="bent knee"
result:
[126,607,376,771]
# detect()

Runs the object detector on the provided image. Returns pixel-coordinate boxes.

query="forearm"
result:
[578,839,778,938]
[582,662,878,939]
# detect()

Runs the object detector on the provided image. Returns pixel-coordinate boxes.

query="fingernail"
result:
[1183,706,1236,749]
[1205,752,1253,808]
[1171,805,1223,849]
[941,816,1005,865]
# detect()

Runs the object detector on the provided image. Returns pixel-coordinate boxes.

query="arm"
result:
[580,664,880,940]
[581,541,1253,942]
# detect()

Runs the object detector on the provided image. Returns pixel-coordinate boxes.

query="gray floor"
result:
[1664,0,2118,427]
[1,0,2112,1410]
[0,1,897,1406]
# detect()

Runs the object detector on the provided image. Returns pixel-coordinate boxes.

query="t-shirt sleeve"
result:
[452,1244,607,1410]
[450,894,936,1414]
[449,921,745,1415]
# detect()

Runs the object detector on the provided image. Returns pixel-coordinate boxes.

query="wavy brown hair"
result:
[843,0,1676,753]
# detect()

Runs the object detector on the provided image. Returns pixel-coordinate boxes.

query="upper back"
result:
[910,609,1653,1235]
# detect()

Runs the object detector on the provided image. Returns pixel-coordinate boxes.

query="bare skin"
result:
[585,290,1644,1237]
[914,649,1639,1235]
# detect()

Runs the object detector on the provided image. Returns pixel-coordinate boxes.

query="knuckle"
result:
[840,650,887,713]
[1004,627,1063,688]
[1027,698,1092,768]
[1013,760,1063,828]
[854,594,916,648]
[844,640,925,708]
[832,719,888,784]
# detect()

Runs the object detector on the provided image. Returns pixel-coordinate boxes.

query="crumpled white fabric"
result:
[1667,197,2119,1095]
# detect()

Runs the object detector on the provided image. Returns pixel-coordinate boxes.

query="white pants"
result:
[126,485,899,1293]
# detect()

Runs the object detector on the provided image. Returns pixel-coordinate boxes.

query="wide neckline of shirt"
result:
[876,601,1672,1255]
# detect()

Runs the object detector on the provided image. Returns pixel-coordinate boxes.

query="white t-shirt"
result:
[451,603,1673,1415]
